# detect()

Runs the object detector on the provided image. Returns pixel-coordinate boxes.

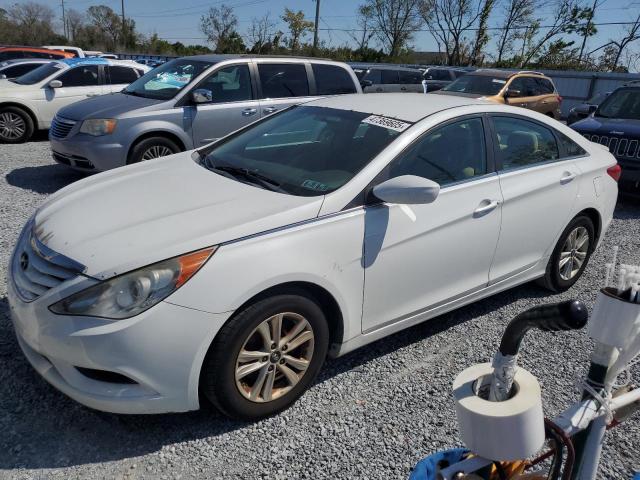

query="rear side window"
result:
[558,132,587,157]
[107,66,138,84]
[381,69,399,84]
[492,116,559,169]
[536,78,554,94]
[57,65,100,87]
[399,70,422,84]
[0,51,24,60]
[312,64,357,94]
[258,63,309,98]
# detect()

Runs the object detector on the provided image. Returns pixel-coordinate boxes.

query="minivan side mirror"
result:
[192,88,213,104]
[360,79,373,88]
[49,80,62,89]
[372,175,440,205]
[504,88,522,98]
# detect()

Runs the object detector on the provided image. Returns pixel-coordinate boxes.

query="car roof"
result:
[58,58,142,68]
[0,58,51,66]
[305,93,490,123]
[0,46,74,57]
[184,54,335,63]
[467,69,548,79]
[348,63,421,72]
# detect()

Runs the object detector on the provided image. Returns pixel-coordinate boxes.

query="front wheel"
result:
[128,136,180,164]
[539,215,595,292]
[0,106,34,143]
[200,294,329,420]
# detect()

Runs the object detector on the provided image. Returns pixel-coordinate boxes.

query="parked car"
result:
[42,45,85,58]
[432,69,562,119]
[50,55,361,171]
[567,91,611,125]
[135,58,165,68]
[570,85,640,198]
[350,64,424,93]
[9,93,617,419]
[0,46,74,61]
[422,66,469,92]
[0,59,52,80]
[98,53,119,59]
[0,58,149,143]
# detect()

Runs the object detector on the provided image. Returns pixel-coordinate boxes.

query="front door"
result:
[362,117,503,332]
[41,64,103,123]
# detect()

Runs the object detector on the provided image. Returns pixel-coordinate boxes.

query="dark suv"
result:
[571,85,640,197]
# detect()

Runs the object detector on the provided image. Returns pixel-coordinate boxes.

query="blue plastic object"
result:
[409,448,469,480]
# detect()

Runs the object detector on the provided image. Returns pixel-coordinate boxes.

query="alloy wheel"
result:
[0,112,26,140]
[141,145,174,160]
[558,226,589,281]
[234,312,314,403]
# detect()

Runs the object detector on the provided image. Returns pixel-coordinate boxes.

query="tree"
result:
[607,13,640,70]
[247,12,276,53]
[367,0,422,58]
[495,0,537,65]
[200,4,240,53]
[281,8,314,53]
[6,2,59,45]
[469,0,496,65]
[65,9,85,43]
[347,4,377,52]
[86,5,123,50]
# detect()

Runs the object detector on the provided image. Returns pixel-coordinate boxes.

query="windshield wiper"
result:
[209,164,287,193]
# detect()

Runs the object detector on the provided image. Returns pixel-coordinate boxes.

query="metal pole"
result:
[313,0,321,55]
[61,0,67,40]
[121,0,126,48]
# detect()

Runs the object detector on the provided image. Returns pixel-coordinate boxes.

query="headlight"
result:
[79,118,117,136]
[50,247,216,319]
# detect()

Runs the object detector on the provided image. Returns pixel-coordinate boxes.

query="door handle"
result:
[263,107,278,114]
[560,172,577,184]
[242,108,257,116]
[473,200,501,217]
[401,86,407,91]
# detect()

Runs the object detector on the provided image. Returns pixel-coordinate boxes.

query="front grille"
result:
[50,116,76,139]
[52,151,94,169]
[583,134,640,160]
[11,222,85,302]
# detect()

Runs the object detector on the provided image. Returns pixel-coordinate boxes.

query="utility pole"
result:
[121,0,127,49]
[61,0,67,40]
[313,0,320,55]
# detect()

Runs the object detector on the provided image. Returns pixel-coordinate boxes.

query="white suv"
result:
[0,58,149,143]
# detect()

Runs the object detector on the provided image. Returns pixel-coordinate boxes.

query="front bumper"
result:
[49,133,129,173]
[7,273,232,414]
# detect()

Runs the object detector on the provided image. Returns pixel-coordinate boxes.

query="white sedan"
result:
[8,94,618,419]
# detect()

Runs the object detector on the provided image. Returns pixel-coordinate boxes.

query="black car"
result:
[567,91,611,125]
[570,86,640,197]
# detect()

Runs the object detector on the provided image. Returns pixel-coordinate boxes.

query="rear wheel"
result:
[200,293,329,420]
[128,136,180,164]
[0,106,34,143]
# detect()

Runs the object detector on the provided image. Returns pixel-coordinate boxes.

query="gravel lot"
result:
[0,139,638,480]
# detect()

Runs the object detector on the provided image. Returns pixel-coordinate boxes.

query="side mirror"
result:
[49,80,62,89]
[504,88,522,98]
[0,74,6,80]
[372,175,440,205]
[588,105,597,114]
[360,79,373,88]
[192,88,212,104]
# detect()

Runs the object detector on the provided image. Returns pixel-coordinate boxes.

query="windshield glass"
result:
[442,74,506,95]
[123,58,214,100]
[596,88,640,120]
[588,91,609,105]
[200,106,406,196]
[12,62,64,85]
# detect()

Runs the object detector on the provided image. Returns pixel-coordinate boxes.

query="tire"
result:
[200,293,329,420]
[538,215,595,292]
[128,136,180,164]
[0,106,34,143]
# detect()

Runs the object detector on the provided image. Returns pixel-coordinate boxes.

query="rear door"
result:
[41,64,104,123]
[256,61,318,118]
[398,69,424,93]
[105,65,140,93]
[311,63,358,96]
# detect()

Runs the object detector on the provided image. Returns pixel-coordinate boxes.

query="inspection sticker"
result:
[492,79,507,84]
[362,115,411,132]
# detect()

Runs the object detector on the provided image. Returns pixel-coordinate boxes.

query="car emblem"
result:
[19,252,29,271]
[609,131,624,135]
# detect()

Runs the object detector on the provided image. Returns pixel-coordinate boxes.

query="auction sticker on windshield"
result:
[362,115,411,132]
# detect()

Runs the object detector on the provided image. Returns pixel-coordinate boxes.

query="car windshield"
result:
[595,88,640,120]
[588,91,609,104]
[200,106,406,197]
[123,58,214,100]
[12,62,64,85]
[442,74,506,95]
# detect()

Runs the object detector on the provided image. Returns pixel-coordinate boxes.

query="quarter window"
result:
[387,117,487,186]
[312,64,357,94]
[492,116,559,169]
[106,66,138,84]
[258,63,309,98]
[57,65,100,87]
[558,132,587,157]
[198,64,253,103]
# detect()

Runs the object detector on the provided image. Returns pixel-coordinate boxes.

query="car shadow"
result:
[5,164,86,195]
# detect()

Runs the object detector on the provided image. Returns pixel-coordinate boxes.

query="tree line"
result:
[1,0,638,72]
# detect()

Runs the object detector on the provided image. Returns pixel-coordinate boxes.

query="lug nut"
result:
[282,345,288,351]
[271,343,277,350]
[279,358,285,364]
[268,365,274,371]
[262,357,268,362]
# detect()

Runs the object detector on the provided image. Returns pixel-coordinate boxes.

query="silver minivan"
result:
[49,54,362,171]
[350,64,424,94]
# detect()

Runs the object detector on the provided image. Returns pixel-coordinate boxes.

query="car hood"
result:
[33,153,324,279]
[571,116,640,137]
[56,92,164,121]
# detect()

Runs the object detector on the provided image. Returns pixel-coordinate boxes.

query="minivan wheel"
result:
[128,137,180,164]
[0,106,34,143]
[200,294,329,420]
[538,215,594,292]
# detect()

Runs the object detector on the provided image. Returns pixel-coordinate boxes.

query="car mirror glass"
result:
[505,88,521,98]
[192,88,213,104]
[372,175,440,205]
[49,80,62,88]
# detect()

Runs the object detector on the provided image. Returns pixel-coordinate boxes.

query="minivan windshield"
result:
[123,58,214,100]
[595,88,640,120]
[442,74,506,95]
[200,106,406,196]
[12,62,64,85]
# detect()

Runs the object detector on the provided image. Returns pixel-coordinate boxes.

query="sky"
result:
[2,0,640,60]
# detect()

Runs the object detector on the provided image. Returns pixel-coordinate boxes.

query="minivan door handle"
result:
[560,172,577,184]
[473,199,501,217]
[263,106,278,114]
[242,108,257,116]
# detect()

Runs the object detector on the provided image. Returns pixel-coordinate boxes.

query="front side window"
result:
[200,106,403,196]
[596,88,640,120]
[443,74,506,95]
[399,70,422,84]
[11,62,65,85]
[492,116,559,170]
[57,65,100,87]
[362,68,381,84]
[258,63,309,98]
[196,64,252,103]
[381,69,399,84]
[387,117,487,186]
[312,64,357,94]
[107,65,138,84]
[123,59,214,100]
[425,69,450,81]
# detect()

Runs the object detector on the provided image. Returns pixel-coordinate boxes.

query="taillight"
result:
[607,163,622,182]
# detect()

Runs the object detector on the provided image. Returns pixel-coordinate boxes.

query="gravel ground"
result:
[0,139,639,480]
